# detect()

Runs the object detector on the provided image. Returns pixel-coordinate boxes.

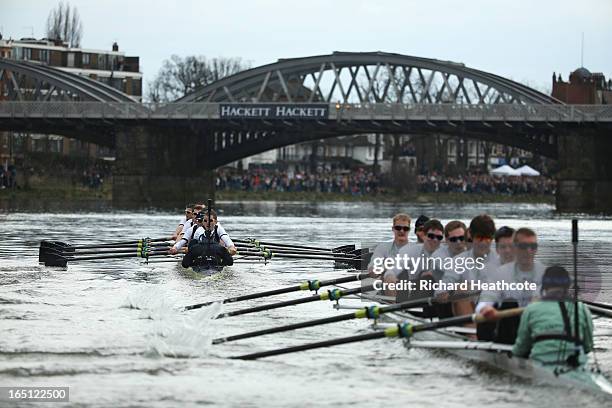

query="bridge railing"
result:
[332,103,612,122]
[0,101,611,122]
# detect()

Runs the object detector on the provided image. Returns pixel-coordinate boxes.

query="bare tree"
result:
[147,55,249,102]
[46,1,82,47]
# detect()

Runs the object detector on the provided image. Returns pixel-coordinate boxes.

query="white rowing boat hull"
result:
[384,311,612,396]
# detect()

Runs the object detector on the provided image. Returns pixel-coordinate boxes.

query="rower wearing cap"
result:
[510,266,593,366]
[414,215,430,243]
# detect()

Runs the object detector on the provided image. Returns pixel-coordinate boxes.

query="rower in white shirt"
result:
[437,214,500,320]
[476,228,545,343]
[172,204,194,240]
[393,219,444,303]
[367,213,411,297]
[191,209,237,256]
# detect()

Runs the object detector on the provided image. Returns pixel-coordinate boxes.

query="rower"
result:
[494,226,515,265]
[510,266,593,366]
[192,209,237,256]
[174,204,203,247]
[394,219,444,302]
[477,228,546,342]
[172,204,194,240]
[182,209,235,268]
[429,220,468,317]
[367,213,411,296]
[169,206,204,255]
[431,220,468,275]
[437,214,500,319]
[414,215,430,243]
[394,219,446,312]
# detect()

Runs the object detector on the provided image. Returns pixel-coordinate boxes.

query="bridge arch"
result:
[177,51,561,106]
[0,58,136,102]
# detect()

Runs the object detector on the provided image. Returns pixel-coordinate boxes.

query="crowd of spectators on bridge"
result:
[216,167,556,196]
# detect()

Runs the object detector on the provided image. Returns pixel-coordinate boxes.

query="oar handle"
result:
[474,307,524,323]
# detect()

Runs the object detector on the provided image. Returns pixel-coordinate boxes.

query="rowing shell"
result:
[384,309,612,396]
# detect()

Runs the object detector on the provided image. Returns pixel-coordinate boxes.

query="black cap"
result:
[415,215,430,233]
[542,266,571,290]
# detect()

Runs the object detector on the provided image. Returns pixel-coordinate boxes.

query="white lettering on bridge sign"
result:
[219,104,328,120]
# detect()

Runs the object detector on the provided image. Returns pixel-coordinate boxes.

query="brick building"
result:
[552,67,612,104]
[0,35,142,162]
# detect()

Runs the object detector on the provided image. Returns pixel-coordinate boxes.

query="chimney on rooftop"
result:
[112,42,119,52]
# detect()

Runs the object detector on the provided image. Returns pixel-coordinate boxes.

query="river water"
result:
[1,202,611,407]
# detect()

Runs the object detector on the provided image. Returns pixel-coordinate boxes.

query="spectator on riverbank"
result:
[416,172,555,195]
[216,168,554,196]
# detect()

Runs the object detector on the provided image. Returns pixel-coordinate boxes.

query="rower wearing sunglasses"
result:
[393,219,445,303]
[172,204,195,240]
[367,214,411,290]
[476,227,546,343]
[437,214,501,320]
[431,220,469,272]
[169,205,205,255]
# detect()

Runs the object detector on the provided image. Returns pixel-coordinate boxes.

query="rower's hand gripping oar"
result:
[232,308,524,360]
[182,273,369,311]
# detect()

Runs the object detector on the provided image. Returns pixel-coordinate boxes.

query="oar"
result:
[43,249,169,266]
[236,242,356,255]
[232,308,524,360]
[39,239,171,263]
[235,244,363,258]
[213,291,480,344]
[215,285,375,319]
[585,303,612,319]
[214,297,433,344]
[183,273,369,310]
[42,245,171,257]
[234,239,355,253]
[40,238,170,251]
[235,250,361,263]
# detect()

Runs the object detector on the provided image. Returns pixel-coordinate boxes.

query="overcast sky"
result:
[2,0,611,95]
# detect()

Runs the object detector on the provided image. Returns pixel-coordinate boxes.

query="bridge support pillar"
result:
[112,126,214,209]
[556,130,612,213]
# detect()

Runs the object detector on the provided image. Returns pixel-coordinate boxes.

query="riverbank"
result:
[0,186,554,211]
[0,183,112,212]
[216,190,555,204]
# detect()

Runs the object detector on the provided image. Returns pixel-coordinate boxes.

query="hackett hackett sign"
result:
[219,104,328,120]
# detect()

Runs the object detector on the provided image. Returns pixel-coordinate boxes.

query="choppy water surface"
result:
[1,202,611,407]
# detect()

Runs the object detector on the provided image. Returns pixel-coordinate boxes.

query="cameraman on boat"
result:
[181,209,235,269]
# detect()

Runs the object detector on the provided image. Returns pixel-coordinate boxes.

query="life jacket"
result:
[184,226,233,268]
